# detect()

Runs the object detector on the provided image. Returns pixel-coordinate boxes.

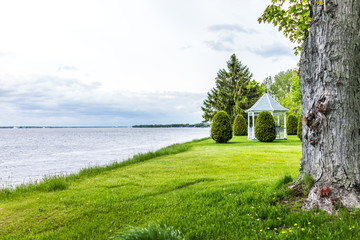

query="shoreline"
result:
[0,128,210,188]
[0,137,209,193]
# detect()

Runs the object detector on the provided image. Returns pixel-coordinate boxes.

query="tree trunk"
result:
[298,0,360,213]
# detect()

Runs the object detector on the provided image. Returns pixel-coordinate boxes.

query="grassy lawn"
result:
[1,136,360,239]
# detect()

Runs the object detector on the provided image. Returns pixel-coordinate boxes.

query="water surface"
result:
[0,128,209,188]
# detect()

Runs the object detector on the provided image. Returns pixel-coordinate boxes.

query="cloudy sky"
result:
[0,0,298,126]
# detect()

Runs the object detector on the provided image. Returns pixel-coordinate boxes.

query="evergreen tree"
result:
[202,54,264,122]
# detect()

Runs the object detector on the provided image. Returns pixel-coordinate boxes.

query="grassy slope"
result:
[1,136,360,239]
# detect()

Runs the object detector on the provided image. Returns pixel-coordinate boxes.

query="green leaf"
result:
[258,0,310,55]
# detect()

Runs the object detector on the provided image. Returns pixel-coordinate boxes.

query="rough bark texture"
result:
[298,0,360,213]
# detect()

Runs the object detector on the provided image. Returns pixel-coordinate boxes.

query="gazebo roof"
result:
[245,93,288,113]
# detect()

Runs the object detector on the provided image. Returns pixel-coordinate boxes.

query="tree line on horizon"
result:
[132,123,210,128]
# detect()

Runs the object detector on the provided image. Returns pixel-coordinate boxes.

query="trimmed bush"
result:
[297,117,302,140]
[286,114,298,135]
[233,114,247,136]
[211,111,233,143]
[255,111,276,142]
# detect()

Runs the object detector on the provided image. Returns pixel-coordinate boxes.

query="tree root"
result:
[302,185,360,214]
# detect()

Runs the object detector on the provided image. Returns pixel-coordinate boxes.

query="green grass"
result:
[1,136,360,239]
[0,142,191,200]
[112,223,187,240]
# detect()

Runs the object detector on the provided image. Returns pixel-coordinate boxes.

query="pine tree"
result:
[201,54,264,122]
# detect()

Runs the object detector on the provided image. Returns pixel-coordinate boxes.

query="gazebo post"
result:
[284,112,287,139]
[252,112,255,139]
[247,113,250,139]
[277,115,280,138]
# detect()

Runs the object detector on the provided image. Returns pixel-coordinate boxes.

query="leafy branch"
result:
[258,0,311,55]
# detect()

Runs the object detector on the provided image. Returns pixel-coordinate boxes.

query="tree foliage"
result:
[202,54,264,123]
[258,0,311,55]
[264,69,294,100]
[132,123,210,128]
[233,114,247,136]
[283,73,302,117]
[255,111,276,142]
[211,111,233,143]
[263,69,302,117]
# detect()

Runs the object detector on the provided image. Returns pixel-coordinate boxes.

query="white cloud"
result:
[0,0,300,125]
[204,40,233,52]
[0,75,206,126]
[0,51,9,57]
[251,43,294,58]
[208,24,257,34]
[58,65,79,72]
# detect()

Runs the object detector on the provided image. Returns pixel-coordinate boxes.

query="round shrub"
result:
[297,117,302,141]
[286,114,298,135]
[255,111,276,142]
[233,114,247,136]
[211,111,233,143]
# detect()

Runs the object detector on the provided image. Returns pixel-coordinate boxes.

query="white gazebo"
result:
[245,93,289,140]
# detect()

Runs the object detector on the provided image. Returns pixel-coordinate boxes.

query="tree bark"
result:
[298,0,360,213]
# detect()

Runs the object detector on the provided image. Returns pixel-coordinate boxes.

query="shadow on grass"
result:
[130,178,216,201]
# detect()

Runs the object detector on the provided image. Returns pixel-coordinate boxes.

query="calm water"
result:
[0,128,210,188]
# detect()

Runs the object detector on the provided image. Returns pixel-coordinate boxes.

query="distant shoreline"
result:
[132,123,210,128]
[0,123,211,129]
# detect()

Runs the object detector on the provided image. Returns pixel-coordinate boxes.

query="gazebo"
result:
[245,93,289,140]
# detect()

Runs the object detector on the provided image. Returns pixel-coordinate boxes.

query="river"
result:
[0,127,210,188]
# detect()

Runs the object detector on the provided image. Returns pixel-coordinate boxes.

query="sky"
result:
[0,0,299,126]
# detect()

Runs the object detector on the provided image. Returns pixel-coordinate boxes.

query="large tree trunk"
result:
[298,0,360,213]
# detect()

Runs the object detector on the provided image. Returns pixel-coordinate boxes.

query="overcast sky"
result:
[0,0,298,126]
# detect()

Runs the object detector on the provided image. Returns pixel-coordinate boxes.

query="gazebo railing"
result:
[248,126,287,140]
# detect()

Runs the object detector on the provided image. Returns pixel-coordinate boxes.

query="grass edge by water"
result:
[0,137,208,200]
[4,136,360,239]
